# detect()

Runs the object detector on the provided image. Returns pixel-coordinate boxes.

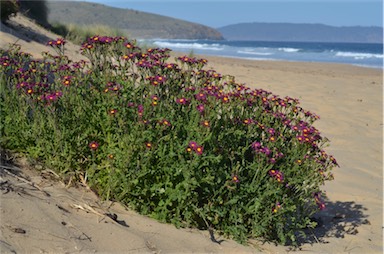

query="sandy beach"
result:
[1,15,383,253]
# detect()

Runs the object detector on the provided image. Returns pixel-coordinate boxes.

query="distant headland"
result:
[218,22,383,43]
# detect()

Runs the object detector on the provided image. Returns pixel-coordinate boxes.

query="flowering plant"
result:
[0,37,338,245]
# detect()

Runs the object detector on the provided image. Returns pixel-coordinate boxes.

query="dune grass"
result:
[50,22,126,45]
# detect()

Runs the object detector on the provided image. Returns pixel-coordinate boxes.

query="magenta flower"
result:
[195,145,204,155]
[221,95,230,103]
[47,38,66,47]
[196,104,205,114]
[195,92,207,101]
[146,75,167,86]
[124,42,134,49]
[89,141,99,150]
[159,119,171,127]
[267,128,275,136]
[268,169,284,183]
[261,147,271,156]
[243,118,253,125]
[145,142,152,149]
[201,120,210,128]
[188,141,198,150]
[62,75,72,86]
[187,141,204,155]
[151,95,159,101]
[176,97,190,105]
[232,174,240,183]
[251,141,261,150]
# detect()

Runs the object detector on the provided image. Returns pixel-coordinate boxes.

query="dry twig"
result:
[0,165,50,196]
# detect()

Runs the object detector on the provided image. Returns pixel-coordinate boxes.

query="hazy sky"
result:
[77,0,382,28]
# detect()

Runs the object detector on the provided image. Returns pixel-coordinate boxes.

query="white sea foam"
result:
[278,47,300,53]
[237,50,273,56]
[335,52,384,59]
[143,39,382,69]
[152,41,224,51]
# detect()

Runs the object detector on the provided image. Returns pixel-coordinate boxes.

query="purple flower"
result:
[188,141,198,150]
[261,147,271,156]
[176,97,190,105]
[195,92,207,101]
[267,128,275,136]
[196,104,205,114]
[251,141,261,150]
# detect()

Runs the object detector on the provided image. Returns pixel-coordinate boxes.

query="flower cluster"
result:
[187,141,204,155]
[146,75,166,86]
[268,169,284,183]
[47,38,66,47]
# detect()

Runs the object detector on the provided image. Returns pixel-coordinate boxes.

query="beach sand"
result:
[1,15,383,253]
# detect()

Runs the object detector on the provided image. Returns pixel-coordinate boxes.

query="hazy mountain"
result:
[218,22,383,43]
[46,1,223,40]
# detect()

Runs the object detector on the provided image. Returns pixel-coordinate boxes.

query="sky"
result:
[76,0,383,28]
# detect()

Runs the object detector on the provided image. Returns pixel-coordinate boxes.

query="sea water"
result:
[143,39,383,69]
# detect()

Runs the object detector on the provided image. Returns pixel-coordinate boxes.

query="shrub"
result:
[0,37,338,245]
[1,0,19,23]
[19,0,49,27]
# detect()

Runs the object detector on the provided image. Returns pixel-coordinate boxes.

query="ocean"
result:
[143,39,383,69]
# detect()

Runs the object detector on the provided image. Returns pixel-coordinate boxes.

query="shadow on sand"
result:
[1,17,52,45]
[294,198,370,248]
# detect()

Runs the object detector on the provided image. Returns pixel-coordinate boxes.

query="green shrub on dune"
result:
[1,0,19,23]
[0,37,338,245]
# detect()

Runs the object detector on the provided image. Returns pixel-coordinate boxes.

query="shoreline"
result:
[145,38,383,70]
[179,52,384,70]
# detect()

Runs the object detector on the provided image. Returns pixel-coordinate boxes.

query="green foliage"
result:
[0,37,338,245]
[1,0,19,22]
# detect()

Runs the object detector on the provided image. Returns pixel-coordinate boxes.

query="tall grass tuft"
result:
[50,23,126,45]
